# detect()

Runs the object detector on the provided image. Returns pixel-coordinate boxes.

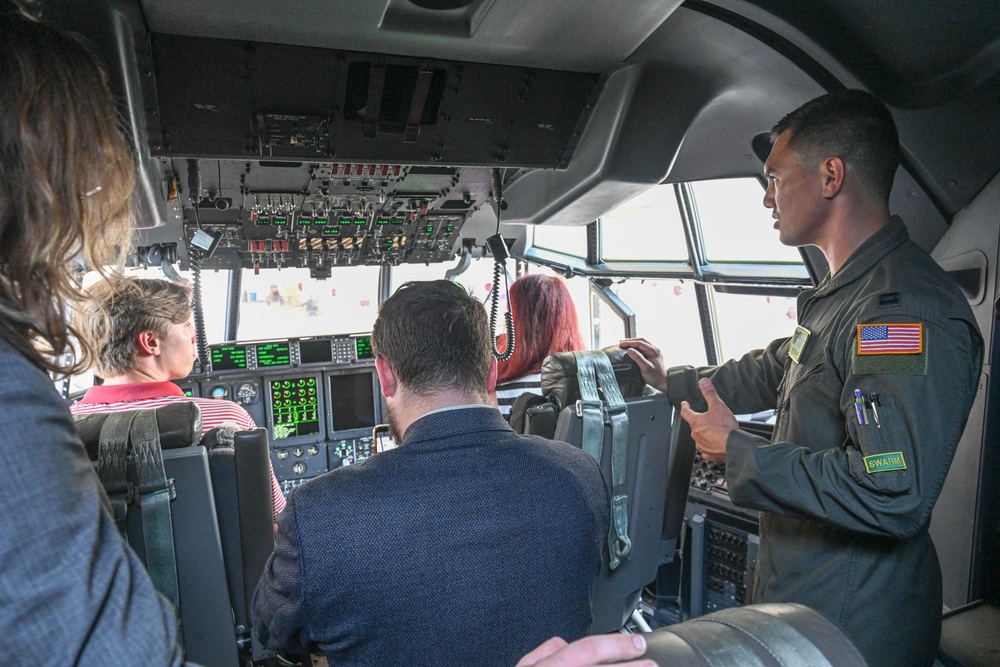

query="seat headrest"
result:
[200,422,240,449]
[73,402,203,460]
[540,345,645,410]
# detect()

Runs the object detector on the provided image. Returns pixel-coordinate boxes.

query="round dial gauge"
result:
[235,382,259,405]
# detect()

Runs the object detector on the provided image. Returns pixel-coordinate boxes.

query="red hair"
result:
[497,274,585,383]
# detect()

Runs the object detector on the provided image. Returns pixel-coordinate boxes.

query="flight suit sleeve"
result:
[724,315,982,538]
[252,496,312,653]
[665,337,790,414]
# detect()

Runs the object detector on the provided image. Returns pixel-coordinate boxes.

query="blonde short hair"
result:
[75,278,192,378]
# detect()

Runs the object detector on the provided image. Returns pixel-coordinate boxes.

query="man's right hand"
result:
[516,635,657,667]
[619,338,668,394]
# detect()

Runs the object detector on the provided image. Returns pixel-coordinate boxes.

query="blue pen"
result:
[853,389,865,425]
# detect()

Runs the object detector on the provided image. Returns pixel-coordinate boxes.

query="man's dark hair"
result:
[372,280,491,397]
[771,89,900,203]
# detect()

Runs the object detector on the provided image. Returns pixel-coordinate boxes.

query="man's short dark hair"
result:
[372,280,491,397]
[771,89,900,203]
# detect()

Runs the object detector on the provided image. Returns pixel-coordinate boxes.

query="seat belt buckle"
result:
[606,402,626,417]
[576,399,604,417]
[133,478,177,506]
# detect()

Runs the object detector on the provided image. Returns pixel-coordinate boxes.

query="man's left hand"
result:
[680,378,738,463]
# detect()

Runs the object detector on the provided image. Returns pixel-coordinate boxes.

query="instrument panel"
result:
[178,333,385,493]
[206,333,374,375]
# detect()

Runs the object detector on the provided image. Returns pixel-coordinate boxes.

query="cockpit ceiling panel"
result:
[139,0,682,73]
[149,34,600,168]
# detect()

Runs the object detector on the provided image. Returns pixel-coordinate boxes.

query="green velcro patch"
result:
[864,452,907,474]
[853,350,927,375]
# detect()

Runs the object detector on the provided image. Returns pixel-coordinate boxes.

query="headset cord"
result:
[490,259,515,361]
[189,246,211,372]
[487,168,515,361]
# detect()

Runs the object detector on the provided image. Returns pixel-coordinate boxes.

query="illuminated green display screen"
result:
[353,218,367,226]
[377,218,391,225]
[273,217,288,226]
[256,342,290,367]
[355,336,374,360]
[314,218,328,226]
[255,218,270,226]
[270,377,321,440]
[211,345,248,371]
[298,218,312,225]
[322,228,341,236]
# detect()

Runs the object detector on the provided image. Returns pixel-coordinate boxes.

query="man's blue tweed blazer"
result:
[253,405,610,666]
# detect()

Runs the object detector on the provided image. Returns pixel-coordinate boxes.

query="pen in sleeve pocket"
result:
[853,389,866,425]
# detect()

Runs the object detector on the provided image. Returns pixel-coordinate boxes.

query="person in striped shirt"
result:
[71,277,286,518]
[495,274,585,416]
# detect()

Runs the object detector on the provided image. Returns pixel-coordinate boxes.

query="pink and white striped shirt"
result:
[71,381,286,516]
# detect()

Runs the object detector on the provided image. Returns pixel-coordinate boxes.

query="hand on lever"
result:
[619,338,667,394]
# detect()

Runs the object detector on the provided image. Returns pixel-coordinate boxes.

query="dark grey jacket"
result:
[253,405,609,667]
[666,218,982,667]
[0,339,184,666]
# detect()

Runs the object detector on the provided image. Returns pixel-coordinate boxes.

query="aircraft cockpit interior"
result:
[14,0,1000,665]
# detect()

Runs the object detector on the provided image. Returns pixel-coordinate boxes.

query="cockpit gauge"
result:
[209,384,230,400]
[332,440,356,466]
[235,381,259,406]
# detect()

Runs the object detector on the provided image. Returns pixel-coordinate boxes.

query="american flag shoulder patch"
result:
[857,322,923,355]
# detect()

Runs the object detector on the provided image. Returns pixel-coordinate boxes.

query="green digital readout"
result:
[445,226,454,233]
[322,228,340,236]
[270,377,320,440]
[353,218,367,226]
[255,218,271,226]
[391,218,404,225]
[256,342,290,367]
[273,217,288,226]
[424,226,434,233]
[377,218,391,225]
[211,344,248,371]
[298,218,312,225]
[355,336,374,360]
[314,218,328,226]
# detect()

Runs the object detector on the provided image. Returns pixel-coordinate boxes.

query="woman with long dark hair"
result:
[0,3,183,662]
[495,274,585,416]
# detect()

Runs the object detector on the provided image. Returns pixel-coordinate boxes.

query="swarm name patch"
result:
[864,452,907,474]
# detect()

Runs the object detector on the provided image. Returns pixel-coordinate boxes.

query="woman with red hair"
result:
[495,274,585,416]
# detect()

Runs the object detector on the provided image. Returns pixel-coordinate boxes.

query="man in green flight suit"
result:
[622,90,983,667]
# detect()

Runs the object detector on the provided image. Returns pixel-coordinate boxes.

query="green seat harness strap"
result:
[96,409,182,641]
[97,411,137,535]
[574,351,632,569]
[130,409,182,623]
